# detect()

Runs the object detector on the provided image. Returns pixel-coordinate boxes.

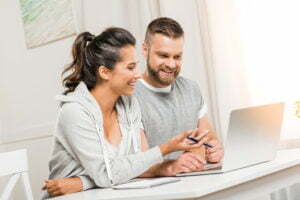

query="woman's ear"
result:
[98,66,111,80]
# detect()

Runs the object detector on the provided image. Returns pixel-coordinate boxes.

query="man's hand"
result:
[160,128,209,155]
[42,177,83,197]
[205,138,223,163]
[167,152,206,175]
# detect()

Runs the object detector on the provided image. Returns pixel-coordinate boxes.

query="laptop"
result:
[177,102,285,176]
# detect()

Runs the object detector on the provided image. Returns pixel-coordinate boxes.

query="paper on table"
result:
[112,177,180,189]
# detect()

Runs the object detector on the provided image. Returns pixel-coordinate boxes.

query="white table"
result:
[50,149,300,200]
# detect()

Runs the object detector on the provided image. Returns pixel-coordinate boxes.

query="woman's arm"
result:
[58,103,164,188]
[43,125,208,196]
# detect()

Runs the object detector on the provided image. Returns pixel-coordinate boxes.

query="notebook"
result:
[112,177,180,189]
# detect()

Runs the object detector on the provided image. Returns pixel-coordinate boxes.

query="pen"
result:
[186,136,213,148]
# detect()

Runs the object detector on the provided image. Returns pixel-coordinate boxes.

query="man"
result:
[42,17,223,196]
[135,17,223,173]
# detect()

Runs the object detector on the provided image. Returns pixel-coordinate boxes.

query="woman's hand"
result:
[159,128,209,155]
[42,177,83,196]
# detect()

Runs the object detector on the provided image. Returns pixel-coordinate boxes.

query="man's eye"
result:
[159,54,168,58]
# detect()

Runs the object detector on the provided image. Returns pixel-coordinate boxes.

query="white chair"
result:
[0,149,33,200]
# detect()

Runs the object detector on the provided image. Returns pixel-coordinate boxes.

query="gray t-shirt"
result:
[134,76,206,159]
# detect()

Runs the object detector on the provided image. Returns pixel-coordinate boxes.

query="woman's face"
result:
[109,45,141,96]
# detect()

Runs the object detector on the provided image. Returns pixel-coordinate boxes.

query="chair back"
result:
[0,149,33,200]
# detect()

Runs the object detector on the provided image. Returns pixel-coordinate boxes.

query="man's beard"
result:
[146,57,180,86]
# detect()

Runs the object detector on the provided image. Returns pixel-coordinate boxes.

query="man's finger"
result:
[208,152,222,162]
[180,166,192,173]
[183,130,194,138]
[207,147,217,153]
[196,129,210,138]
[207,143,222,153]
[206,139,222,148]
[197,136,209,146]
[189,153,207,164]
[185,157,202,169]
[189,128,199,138]
[181,161,196,171]
[194,131,209,142]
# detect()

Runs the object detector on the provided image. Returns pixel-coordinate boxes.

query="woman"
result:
[42,27,207,198]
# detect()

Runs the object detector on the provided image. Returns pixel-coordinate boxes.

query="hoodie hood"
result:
[56,82,103,126]
[56,82,137,133]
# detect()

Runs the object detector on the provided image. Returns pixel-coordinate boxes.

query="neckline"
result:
[102,106,125,151]
[138,79,172,93]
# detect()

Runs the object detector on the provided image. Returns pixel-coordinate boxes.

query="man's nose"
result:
[165,58,176,69]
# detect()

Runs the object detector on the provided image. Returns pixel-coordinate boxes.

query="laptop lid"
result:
[222,102,284,172]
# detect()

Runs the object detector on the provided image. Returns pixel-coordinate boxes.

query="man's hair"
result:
[145,17,184,43]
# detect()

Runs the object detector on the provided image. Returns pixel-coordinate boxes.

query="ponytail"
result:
[62,32,95,94]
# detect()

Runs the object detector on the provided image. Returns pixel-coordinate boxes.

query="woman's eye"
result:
[128,66,135,70]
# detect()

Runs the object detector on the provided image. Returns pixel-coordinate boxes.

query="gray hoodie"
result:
[43,82,163,198]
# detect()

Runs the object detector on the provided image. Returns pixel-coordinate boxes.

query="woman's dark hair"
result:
[62,27,136,94]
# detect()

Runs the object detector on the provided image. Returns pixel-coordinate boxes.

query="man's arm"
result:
[197,115,224,163]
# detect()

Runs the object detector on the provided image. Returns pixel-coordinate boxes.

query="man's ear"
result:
[142,42,149,58]
[98,66,111,80]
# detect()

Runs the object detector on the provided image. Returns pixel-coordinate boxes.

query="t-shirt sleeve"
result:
[198,103,208,119]
[192,80,207,119]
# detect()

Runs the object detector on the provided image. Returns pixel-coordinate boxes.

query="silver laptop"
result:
[177,102,285,176]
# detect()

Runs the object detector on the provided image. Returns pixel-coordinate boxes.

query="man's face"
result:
[143,34,183,87]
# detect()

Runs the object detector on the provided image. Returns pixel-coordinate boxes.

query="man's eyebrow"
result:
[156,51,168,55]
[175,52,183,56]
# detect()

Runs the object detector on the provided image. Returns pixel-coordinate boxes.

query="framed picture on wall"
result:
[19,0,83,49]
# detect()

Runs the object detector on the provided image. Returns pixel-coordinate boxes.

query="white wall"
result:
[0,0,67,144]
[0,0,73,198]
